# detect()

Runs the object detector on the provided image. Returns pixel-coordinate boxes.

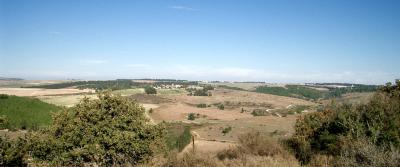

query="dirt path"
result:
[180,130,236,155]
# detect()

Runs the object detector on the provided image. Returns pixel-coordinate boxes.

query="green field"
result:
[0,94,61,130]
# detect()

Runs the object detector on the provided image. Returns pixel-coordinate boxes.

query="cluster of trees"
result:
[187,85,214,96]
[285,80,400,166]
[255,85,324,100]
[325,84,379,98]
[256,84,379,100]
[26,80,145,90]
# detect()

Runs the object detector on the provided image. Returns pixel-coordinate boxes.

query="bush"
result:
[196,104,207,108]
[27,91,166,166]
[217,104,224,110]
[221,126,232,135]
[188,113,196,120]
[145,86,157,94]
[335,139,400,167]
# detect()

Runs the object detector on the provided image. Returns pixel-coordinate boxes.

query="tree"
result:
[145,86,157,94]
[28,91,166,166]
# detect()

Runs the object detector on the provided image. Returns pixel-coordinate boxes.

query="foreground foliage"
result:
[286,80,400,166]
[0,92,166,166]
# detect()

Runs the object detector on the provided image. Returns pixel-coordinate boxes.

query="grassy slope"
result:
[0,95,61,130]
[165,123,192,151]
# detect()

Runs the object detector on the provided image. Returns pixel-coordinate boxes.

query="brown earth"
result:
[0,88,94,97]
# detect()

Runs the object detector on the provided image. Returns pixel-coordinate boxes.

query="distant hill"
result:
[0,77,23,81]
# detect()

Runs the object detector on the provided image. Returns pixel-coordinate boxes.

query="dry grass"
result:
[161,132,300,167]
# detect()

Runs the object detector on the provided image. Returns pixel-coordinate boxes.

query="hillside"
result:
[0,94,61,130]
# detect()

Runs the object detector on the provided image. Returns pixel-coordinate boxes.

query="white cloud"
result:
[170,5,198,11]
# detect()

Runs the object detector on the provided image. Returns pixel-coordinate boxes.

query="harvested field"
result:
[0,88,93,97]
[194,115,298,142]
[38,94,97,107]
[162,88,315,109]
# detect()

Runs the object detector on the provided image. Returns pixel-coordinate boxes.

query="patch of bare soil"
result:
[180,139,236,155]
[194,115,297,142]
[0,88,93,96]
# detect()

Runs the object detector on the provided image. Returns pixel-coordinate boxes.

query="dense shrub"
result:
[255,85,324,100]
[0,137,28,166]
[27,91,166,166]
[336,139,400,167]
[286,80,400,165]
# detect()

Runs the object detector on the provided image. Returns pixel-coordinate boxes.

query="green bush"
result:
[27,91,166,166]
[145,86,157,94]
[222,126,232,135]
[187,113,196,120]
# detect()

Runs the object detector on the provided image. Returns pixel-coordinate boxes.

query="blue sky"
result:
[0,0,399,84]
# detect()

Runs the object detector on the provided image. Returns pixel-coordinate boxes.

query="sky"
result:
[0,0,399,84]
